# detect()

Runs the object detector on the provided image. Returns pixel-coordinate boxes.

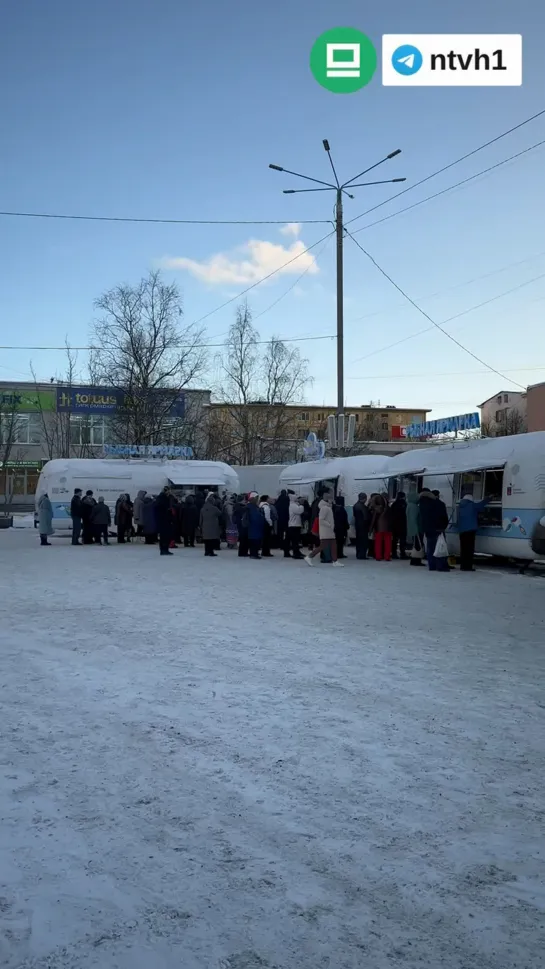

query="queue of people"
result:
[39,482,480,572]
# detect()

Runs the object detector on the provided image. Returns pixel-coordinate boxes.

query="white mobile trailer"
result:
[36,458,239,532]
[279,454,392,516]
[354,431,545,562]
[232,465,289,499]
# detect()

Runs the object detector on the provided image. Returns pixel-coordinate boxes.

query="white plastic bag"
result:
[433,533,448,558]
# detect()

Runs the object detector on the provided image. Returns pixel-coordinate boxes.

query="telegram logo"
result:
[391,44,423,75]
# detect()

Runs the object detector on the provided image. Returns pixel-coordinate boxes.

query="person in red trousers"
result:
[371,493,393,561]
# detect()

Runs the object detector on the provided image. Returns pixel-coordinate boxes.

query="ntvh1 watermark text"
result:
[383,35,522,86]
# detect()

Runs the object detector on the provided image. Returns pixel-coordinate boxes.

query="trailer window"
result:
[458,468,503,528]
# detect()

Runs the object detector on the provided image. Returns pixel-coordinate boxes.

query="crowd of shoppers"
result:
[37,482,483,572]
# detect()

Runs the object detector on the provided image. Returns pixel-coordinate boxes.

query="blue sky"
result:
[1,0,544,419]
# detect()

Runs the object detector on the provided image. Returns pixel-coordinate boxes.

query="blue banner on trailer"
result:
[405,412,480,439]
[103,444,193,458]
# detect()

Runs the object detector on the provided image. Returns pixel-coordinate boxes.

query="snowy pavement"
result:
[1,530,544,969]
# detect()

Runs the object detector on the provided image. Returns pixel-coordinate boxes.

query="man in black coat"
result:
[275,489,290,556]
[182,495,199,547]
[155,486,173,556]
[70,488,83,545]
[352,492,372,560]
[419,488,449,571]
[80,490,96,545]
[391,491,408,560]
[333,496,349,559]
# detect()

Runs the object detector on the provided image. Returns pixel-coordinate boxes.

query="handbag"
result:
[433,532,449,558]
[410,535,424,559]
[311,517,320,536]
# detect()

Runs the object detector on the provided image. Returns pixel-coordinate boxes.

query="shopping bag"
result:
[433,533,449,558]
[410,536,424,559]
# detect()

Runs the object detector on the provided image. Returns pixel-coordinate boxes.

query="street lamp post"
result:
[269,141,405,441]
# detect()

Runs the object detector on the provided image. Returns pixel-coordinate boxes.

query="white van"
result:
[35,458,239,533]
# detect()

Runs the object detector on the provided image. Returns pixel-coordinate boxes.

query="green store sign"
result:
[0,389,56,413]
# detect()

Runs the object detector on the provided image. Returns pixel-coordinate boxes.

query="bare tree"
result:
[89,270,207,446]
[481,409,527,438]
[0,391,26,516]
[211,302,311,464]
[30,342,93,460]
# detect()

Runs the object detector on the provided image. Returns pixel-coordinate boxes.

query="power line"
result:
[346,230,526,390]
[0,210,330,226]
[251,234,333,324]
[347,248,545,324]
[347,366,545,381]
[187,229,334,328]
[350,139,545,236]
[345,107,545,230]
[0,334,336,353]
[348,269,545,367]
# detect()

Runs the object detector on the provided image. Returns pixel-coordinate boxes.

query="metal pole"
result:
[336,188,344,420]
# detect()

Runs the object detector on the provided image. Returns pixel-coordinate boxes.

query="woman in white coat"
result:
[286,495,305,559]
[38,493,54,546]
[305,494,344,567]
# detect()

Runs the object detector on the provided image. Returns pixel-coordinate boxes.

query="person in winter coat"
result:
[38,493,53,546]
[91,496,111,544]
[182,494,199,547]
[133,490,147,536]
[419,488,449,571]
[371,493,393,562]
[390,491,408,560]
[116,494,133,544]
[333,496,349,559]
[406,490,424,566]
[305,494,344,567]
[352,492,372,560]
[223,493,238,548]
[80,490,97,545]
[70,488,83,545]
[234,495,249,557]
[286,495,305,559]
[141,495,157,544]
[309,492,323,550]
[200,492,223,556]
[246,493,264,559]
[114,493,124,526]
[275,489,290,553]
[259,495,274,557]
[457,490,488,571]
[155,486,174,556]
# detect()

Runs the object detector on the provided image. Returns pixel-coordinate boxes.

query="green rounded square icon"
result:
[311,27,377,92]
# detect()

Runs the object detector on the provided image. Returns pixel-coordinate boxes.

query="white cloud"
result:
[161,237,319,286]
[280,222,302,238]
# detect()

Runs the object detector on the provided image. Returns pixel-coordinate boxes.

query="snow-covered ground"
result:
[1,529,544,969]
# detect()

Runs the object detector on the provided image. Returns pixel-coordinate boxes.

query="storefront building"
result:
[0,381,210,506]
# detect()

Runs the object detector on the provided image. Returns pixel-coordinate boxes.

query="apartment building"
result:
[479,390,527,436]
[208,401,429,464]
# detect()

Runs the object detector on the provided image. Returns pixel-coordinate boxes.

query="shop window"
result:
[457,468,503,527]
[0,414,41,445]
[70,416,109,447]
[26,472,40,495]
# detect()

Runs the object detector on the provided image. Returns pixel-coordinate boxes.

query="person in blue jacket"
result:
[457,490,488,571]
[245,492,264,560]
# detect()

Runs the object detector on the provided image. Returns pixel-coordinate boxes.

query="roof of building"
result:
[478,390,526,408]
[209,402,430,413]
